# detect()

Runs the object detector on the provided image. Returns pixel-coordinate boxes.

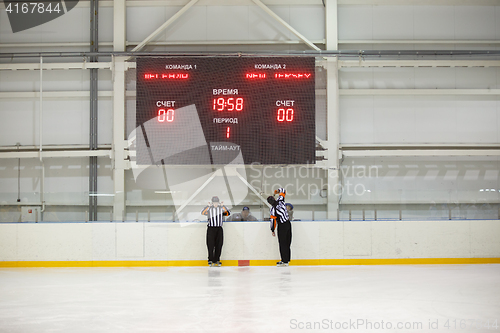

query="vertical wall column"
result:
[89,0,99,221]
[112,58,126,221]
[325,0,340,219]
[325,59,340,218]
[113,0,127,221]
[113,0,126,52]
[325,0,338,49]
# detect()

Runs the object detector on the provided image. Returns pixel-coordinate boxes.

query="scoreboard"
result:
[136,57,316,165]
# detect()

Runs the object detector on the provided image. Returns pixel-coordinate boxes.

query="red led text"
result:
[246,73,266,79]
[144,73,189,80]
[277,108,294,122]
[158,108,174,123]
[274,73,311,79]
[213,97,244,111]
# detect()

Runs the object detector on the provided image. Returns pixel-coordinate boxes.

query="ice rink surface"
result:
[0,264,499,333]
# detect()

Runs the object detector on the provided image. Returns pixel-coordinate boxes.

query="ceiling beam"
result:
[337,0,500,5]
[339,60,500,68]
[131,0,199,52]
[252,0,322,51]
[340,89,500,96]
[342,150,500,157]
[75,0,324,7]
[75,0,498,7]
[0,62,112,70]
[0,150,112,159]
[340,39,500,44]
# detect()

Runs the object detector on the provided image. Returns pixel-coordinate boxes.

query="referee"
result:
[267,187,291,267]
[201,196,230,267]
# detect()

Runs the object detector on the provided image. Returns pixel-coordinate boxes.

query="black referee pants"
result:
[277,221,292,263]
[206,226,223,263]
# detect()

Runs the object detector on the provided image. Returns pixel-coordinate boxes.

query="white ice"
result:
[0,265,499,332]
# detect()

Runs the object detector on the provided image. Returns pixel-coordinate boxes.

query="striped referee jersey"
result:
[201,205,230,227]
[270,188,290,232]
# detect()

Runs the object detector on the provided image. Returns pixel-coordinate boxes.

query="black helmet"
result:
[211,196,220,202]
[267,196,276,206]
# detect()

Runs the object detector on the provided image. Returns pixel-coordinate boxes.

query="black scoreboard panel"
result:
[136,57,315,165]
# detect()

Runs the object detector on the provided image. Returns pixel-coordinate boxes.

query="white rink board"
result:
[0,220,499,262]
